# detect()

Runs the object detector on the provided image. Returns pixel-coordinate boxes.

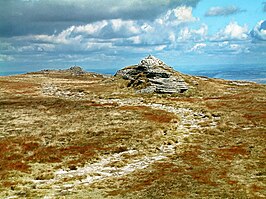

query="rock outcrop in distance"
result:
[65,66,86,75]
[33,66,86,76]
[115,55,188,94]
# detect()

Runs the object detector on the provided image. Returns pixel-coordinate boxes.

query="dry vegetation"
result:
[0,71,265,198]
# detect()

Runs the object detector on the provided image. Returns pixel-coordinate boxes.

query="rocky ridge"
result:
[33,66,86,76]
[65,66,86,75]
[115,55,188,94]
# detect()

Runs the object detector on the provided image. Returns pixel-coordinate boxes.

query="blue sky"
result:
[0,0,265,73]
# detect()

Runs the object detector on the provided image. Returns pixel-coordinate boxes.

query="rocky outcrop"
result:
[35,66,86,76]
[65,66,86,75]
[115,55,188,93]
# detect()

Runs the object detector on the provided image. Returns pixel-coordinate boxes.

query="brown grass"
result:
[0,137,37,179]
[188,168,217,186]
[178,145,203,166]
[0,72,265,198]
[143,110,176,123]
[215,145,248,161]
[88,102,118,107]
[120,106,177,123]
[0,80,37,90]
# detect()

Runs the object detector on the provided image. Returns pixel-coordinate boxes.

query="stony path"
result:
[42,83,86,99]
[36,149,171,198]
[33,91,220,198]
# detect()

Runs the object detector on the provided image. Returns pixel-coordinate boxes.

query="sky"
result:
[0,0,266,73]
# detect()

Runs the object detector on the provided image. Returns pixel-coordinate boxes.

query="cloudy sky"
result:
[0,0,266,73]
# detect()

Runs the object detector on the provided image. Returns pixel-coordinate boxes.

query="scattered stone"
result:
[229,81,253,86]
[42,83,85,99]
[115,55,189,94]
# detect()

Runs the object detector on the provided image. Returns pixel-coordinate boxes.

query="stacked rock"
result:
[115,55,189,94]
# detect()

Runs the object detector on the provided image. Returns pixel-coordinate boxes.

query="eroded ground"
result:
[0,72,265,198]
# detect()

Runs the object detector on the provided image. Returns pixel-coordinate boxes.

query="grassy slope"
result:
[0,72,265,198]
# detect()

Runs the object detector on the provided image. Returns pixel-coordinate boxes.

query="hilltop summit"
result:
[66,66,86,75]
[139,55,165,67]
[115,55,188,93]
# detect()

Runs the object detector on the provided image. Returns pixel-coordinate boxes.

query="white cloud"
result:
[32,34,71,44]
[156,6,198,26]
[17,44,55,52]
[155,45,167,51]
[0,54,14,61]
[0,42,15,51]
[10,5,202,57]
[30,18,142,46]
[230,44,239,50]
[5,2,266,69]
[189,43,206,52]
[212,21,249,41]
[111,19,140,34]
[74,21,108,35]
[193,24,208,36]
[171,6,198,22]
[218,41,229,47]
[128,36,142,44]
[205,41,250,55]
[86,42,113,51]
[37,44,56,51]
[229,43,250,54]
[109,19,141,36]
[7,5,257,64]
[137,6,199,46]
[141,23,154,33]
[1,0,202,37]
[178,27,193,41]
[18,46,35,52]
[224,22,248,39]
[178,24,208,42]
[205,6,244,17]
[169,32,176,43]
[250,20,266,41]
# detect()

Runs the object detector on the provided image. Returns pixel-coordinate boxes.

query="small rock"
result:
[68,165,77,170]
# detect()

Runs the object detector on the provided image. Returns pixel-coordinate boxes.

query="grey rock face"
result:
[115,55,188,93]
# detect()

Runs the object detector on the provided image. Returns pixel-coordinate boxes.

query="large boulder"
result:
[115,55,188,93]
